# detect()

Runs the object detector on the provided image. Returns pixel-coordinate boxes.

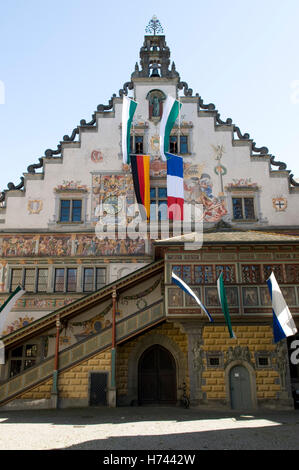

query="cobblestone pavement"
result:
[0,406,299,450]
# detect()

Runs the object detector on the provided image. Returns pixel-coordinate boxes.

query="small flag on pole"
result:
[166,153,184,221]
[217,272,236,339]
[171,272,213,322]
[0,285,25,337]
[122,95,138,164]
[160,96,182,161]
[266,272,297,343]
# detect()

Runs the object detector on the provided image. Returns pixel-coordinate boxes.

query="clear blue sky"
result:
[1,0,299,192]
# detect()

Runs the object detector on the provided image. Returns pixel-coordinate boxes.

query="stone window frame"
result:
[8,265,50,293]
[226,186,261,224]
[53,266,78,293]
[255,351,273,369]
[206,351,224,369]
[52,191,89,226]
[82,266,107,293]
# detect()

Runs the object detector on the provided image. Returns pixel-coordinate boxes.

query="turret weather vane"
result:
[145,15,164,35]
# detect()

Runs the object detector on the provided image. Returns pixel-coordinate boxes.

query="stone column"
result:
[180,322,204,406]
[276,340,294,407]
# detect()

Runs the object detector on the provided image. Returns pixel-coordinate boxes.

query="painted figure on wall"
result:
[74,236,145,256]
[38,236,72,257]
[184,170,227,223]
[0,236,36,257]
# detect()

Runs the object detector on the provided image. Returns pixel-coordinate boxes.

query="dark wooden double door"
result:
[138,345,177,405]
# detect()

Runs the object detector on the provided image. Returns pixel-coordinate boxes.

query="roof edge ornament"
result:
[145,15,163,36]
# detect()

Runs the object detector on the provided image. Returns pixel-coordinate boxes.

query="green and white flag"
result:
[0,285,25,337]
[217,273,236,339]
[160,95,182,161]
[122,95,138,164]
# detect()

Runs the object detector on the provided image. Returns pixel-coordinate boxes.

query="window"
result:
[169,136,178,154]
[54,268,77,292]
[83,268,106,292]
[9,343,38,377]
[215,265,236,284]
[59,199,82,223]
[258,357,269,367]
[263,264,284,283]
[180,136,188,154]
[150,187,168,221]
[54,268,65,292]
[173,264,236,285]
[256,352,271,369]
[37,268,48,292]
[66,268,77,292]
[232,197,255,220]
[23,268,35,292]
[285,264,299,283]
[209,357,220,367]
[130,135,144,154]
[10,268,22,291]
[241,265,261,284]
[194,265,214,284]
[206,352,223,369]
[10,268,48,293]
[169,135,189,155]
[172,265,192,284]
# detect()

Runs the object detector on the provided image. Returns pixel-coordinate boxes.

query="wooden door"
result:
[138,345,176,404]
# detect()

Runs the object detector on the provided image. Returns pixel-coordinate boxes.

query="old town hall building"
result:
[1,18,299,411]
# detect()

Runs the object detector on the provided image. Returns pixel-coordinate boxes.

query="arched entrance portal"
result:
[138,345,177,405]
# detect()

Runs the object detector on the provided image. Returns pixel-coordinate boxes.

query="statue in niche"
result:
[147,89,166,120]
[152,96,160,117]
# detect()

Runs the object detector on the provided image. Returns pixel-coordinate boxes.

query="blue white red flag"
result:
[166,153,184,221]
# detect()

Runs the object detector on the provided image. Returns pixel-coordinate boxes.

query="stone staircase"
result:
[0,298,165,407]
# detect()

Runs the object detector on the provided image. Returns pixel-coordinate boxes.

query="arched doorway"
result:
[138,345,177,404]
[229,365,253,410]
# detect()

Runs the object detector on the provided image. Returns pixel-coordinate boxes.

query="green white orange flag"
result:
[217,273,236,339]
[160,95,182,161]
[122,95,138,164]
[0,285,25,337]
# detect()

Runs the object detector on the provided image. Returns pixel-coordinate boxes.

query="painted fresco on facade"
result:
[272,197,288,212]
[242,287,259,306]
[150,158,167,177]
[225,178,258,189]
[27,200,43,214]
[74,235,145,256]
[91,149,104,163]
[92,173,135,221]
[38,236,72,256]
[2,315,35,336]
[54,181,88,192]
[184,165,228,222]
[0,236,37,257]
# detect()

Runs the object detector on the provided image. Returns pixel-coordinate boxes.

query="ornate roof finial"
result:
[145,15,164,35]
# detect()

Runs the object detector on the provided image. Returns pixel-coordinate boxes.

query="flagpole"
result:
[51,314,60,409]
[109,287,117,407]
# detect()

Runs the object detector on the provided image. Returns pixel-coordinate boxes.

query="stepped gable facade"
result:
[1,18,299,410]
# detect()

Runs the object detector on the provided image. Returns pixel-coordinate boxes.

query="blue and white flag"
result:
[267,272,297,343]
[171,272,214,322]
